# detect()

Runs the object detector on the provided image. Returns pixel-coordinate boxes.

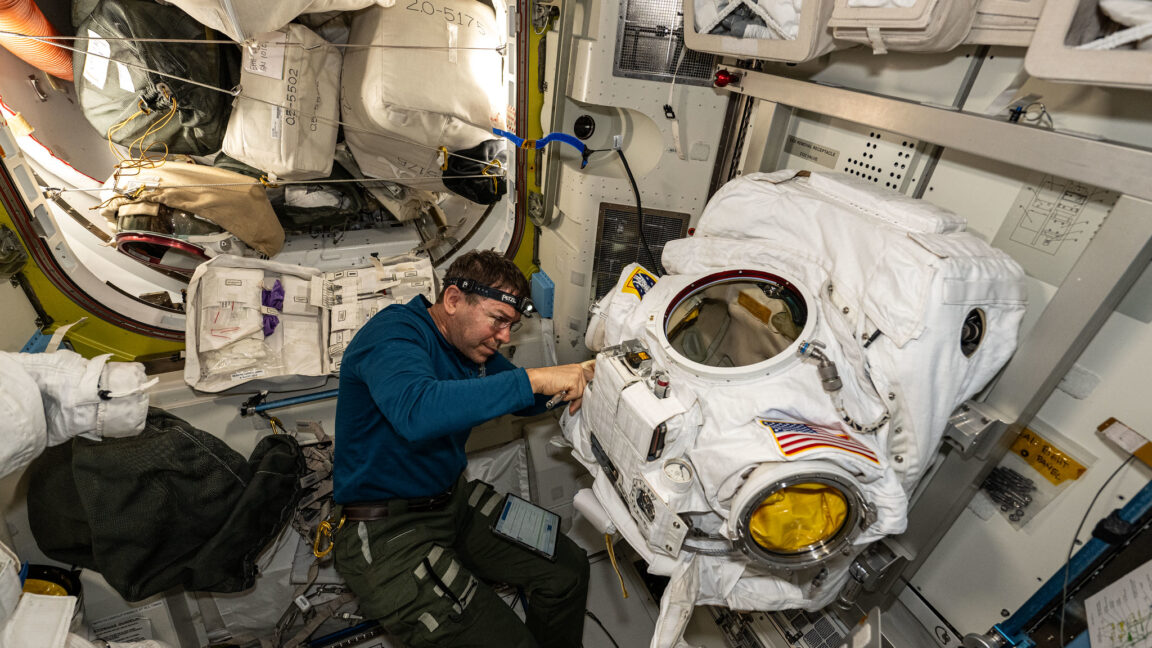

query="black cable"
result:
[1058,455,1135,646]
[614,148,659,274]
[585,609,621,648]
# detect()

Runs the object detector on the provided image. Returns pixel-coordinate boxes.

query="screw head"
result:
[894,455,904,463]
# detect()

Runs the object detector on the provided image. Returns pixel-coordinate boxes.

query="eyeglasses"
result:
[486,313,522,333]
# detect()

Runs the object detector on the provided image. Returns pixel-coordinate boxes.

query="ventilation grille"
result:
[776,609,849,648]
[614,0,715,84]
[593,203,689,301]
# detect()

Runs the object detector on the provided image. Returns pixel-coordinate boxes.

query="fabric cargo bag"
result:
[222,24,342,180]
[341,0,510,201]
[75,0,238,155]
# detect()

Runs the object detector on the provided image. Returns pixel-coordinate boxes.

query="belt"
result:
[343,488,455,521]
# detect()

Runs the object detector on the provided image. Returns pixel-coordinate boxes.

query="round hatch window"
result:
[663,270,809,368]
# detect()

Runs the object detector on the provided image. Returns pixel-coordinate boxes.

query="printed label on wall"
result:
[784,135,840,169]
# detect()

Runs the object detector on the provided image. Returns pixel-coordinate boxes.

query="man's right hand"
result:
[526,363,593,414]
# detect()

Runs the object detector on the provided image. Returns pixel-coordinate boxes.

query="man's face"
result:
[449,287,522,364]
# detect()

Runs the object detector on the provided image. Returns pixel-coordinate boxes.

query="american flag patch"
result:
[757,419,880,464]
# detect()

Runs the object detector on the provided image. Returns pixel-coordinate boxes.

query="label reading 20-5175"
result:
[405,0,487,34]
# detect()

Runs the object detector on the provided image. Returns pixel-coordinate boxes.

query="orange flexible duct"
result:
[0,0,73,81]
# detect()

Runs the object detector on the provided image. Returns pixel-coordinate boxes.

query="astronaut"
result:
[331,250,594,648]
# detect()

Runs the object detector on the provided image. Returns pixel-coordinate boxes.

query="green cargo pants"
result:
[333,479,590,648]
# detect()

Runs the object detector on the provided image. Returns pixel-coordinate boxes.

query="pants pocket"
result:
[333,521,422,621]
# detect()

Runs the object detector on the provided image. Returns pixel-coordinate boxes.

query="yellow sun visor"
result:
[748,483,849,553]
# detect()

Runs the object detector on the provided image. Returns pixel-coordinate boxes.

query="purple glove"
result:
[261,279,285,337]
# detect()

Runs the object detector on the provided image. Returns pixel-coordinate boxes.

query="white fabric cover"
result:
[693,0,803,39]
[341,0,507,190]
[7,350,153,445]
[560,171,1027,648]
[1099,0,1152,49]
[222,24,342,180]
[1101,0,1152,26]
[829,0,980,53]
[0,353,46,480]
[0,594,74,648]
[165,0,377,43]
[0,541,21,624]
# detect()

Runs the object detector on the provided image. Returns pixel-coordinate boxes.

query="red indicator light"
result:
[714,69,740,87]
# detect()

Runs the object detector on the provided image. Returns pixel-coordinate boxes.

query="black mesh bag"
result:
[74,0,239,155]
[27,407,304,601]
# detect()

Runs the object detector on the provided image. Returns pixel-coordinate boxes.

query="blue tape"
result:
[492,128,592,168]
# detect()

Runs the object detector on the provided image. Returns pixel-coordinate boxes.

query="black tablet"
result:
[491,493,560,562]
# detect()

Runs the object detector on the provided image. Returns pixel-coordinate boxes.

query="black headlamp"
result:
[444,278,536,315]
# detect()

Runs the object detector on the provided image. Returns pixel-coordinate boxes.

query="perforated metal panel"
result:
[614,0,715,84]
[593,203,689,301]
[776,609,849,648]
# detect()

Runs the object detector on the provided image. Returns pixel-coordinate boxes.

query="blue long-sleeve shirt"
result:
[334,295,546,503]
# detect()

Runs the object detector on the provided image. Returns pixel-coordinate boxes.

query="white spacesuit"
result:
[562,170,1028,647]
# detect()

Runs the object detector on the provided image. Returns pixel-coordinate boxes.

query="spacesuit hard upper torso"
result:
[562,170,1028,647]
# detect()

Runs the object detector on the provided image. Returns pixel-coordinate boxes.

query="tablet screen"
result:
[491,494,560,561]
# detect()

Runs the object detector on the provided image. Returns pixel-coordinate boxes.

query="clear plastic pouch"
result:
[974,418,1095,529]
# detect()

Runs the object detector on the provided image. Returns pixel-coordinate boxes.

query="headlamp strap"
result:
[445,277,535,315]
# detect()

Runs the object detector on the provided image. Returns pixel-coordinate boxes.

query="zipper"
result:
[220,0,246,42]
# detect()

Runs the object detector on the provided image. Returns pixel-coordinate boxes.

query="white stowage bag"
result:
[341,0,507,190]
[165,0,377,43]
[694,0,803,40]
[560,170,1028,648]
[828,0,980,53]
[222,24,342,180]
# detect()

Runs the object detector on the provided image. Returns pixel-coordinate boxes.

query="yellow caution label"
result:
[1011,428,1087,485]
